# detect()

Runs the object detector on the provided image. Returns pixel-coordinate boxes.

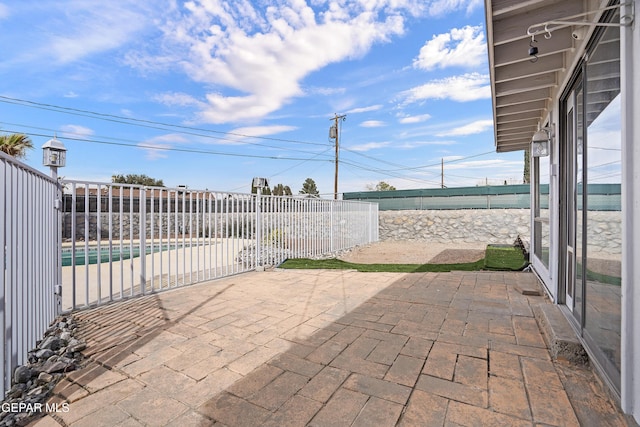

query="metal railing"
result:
[1,152,60,397]
[60,181,378,312]
[1,171,377,395]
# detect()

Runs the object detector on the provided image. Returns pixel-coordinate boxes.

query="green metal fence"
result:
[343,184,621,211]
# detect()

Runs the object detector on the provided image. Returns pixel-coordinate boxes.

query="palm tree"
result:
[0,133,34,159]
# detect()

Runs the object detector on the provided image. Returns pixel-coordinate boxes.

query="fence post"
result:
[140,187,147,294]
[329,202,334,253]
[54,180,63,314]
[256,189,262,267]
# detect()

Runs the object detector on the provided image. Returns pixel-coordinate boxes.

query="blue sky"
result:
[0,0,525,196]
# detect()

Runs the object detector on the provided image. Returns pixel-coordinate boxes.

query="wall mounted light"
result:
[571,26,588,40]
[531,127,551,158]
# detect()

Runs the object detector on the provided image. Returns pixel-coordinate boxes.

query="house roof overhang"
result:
[484,0,613,153]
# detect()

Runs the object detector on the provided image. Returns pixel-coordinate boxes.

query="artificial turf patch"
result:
[279,257,485,273]
[279,243,529,273]
[483,244,528,271]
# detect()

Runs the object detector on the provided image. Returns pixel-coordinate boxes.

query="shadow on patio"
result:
[34,269,626,427]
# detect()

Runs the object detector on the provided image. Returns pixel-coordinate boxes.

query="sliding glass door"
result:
[560,15,622,394]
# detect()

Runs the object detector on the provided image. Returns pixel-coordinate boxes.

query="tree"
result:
[299,178,319,196]
[367,181,396,191]
[112,174,164,187]
[0,133,34,159]
[272,183,292,196]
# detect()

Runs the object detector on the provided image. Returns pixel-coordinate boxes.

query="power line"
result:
[341,147,498,172]
[1,96,513,191]
[339,158,442,186]
[0,121,333,158]
[338,148,516,187]
[0,95,332,147]
[2,130,335,162]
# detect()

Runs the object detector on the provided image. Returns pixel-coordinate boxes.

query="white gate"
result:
[1,152,61,397]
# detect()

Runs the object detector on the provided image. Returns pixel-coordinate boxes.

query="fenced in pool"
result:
[61,243,184,266]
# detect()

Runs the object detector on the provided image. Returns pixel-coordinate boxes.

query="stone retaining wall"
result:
[379,209,531,244]
[379,209,622,255]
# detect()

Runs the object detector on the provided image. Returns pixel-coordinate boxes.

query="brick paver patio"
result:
[30,269,628,426]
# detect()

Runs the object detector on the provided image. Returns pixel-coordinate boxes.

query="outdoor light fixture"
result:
[252,177,269,190]
[42,136,67,168]
[531,128,551,158]
[571,26,588,40]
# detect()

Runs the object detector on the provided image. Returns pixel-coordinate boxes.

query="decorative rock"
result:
[37,372,54,384]
[1,315,84,427]
[13,366,33,384]
[27,386,44,396]
[34,349,54,360]
[39,336,64,351]
[8,384,26,399]
[42,359,74,374]
[66,339,86,353]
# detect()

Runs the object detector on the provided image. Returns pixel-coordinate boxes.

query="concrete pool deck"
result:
[61,238,250,311]
[31,269,630,426]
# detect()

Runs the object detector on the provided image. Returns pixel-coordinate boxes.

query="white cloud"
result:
[138,134,189,160]
[347,105,383,114]
[396,140,456,148]
[4,2,170,74]
[140,144,170,160]
[60,124,94,137]
[46,1,155,64]
[307,86,347,96]
[360,120,386,128]
[428,0,482,16]
[0,3,9,20]
[63,91,79,98]
[401,72,490,104]
[229,125,297,137]
[413,25,486,71]
[154,1,411,123]
[399,113,432,124]
[436,119,493,136]
[155,92,207,109]
[348,141,391,151]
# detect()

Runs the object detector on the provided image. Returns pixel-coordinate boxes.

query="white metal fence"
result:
[1,152,61,397]
[59,180,378,312]
[1,170,377,397]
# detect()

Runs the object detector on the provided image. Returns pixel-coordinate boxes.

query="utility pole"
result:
[329,114,346,200]
[441,158,444,188]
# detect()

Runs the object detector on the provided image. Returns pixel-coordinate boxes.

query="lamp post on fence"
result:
[42,136,66,313]
[42,135,67,180]
[252,177,269,269]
